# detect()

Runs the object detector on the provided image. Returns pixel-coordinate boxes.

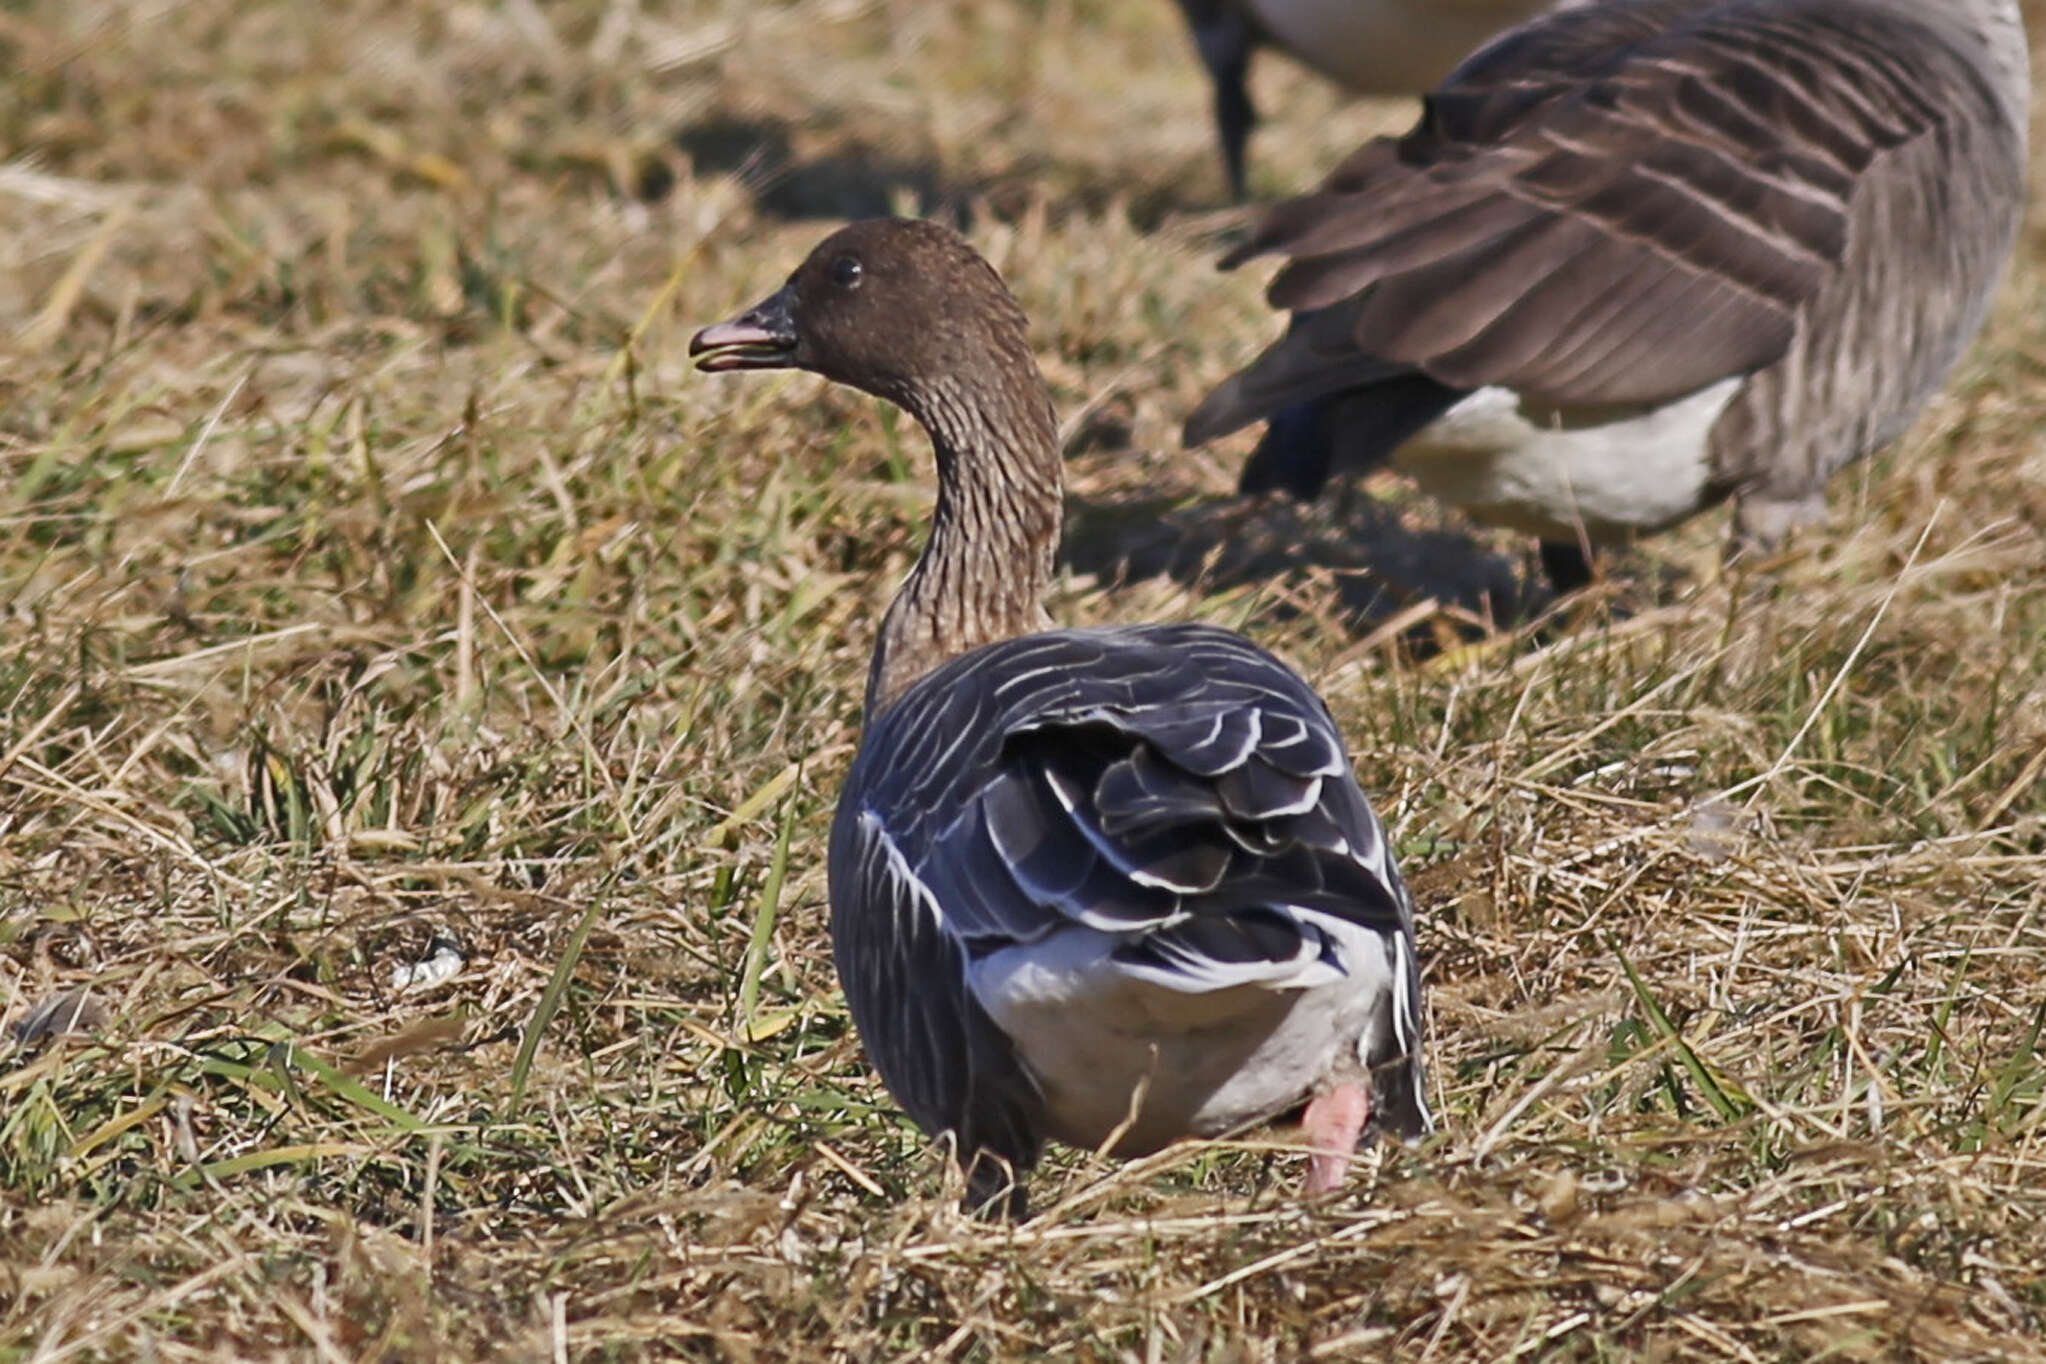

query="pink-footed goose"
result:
[1173,0,1576,199]
[1184,0,2029,591]
[692,220,1431,1215]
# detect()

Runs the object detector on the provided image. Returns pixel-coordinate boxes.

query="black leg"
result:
[962,1150,1029,1220]
[1240,399,1335,499]
[1176,1,1260,200]
[1539,540,1595,596]
[1213,50,1257,203]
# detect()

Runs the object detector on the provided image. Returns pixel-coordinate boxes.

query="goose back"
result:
[830,622,1429,1205]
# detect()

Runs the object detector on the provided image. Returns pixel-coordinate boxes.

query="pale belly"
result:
[969,921,1392,1156]
[1247,0,1557,92]
[1391,378,1743,543]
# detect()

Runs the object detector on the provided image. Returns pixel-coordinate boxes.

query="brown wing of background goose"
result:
[1186,0,2027,582]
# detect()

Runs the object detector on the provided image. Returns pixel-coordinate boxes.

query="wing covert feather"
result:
[1201,0,1997,420]
[843,623,1416,961]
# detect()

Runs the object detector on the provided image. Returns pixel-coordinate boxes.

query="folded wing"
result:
[829,625,1431,1192]
[1187,0,1978,443]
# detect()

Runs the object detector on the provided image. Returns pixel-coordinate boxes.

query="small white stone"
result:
[390,940,463,992]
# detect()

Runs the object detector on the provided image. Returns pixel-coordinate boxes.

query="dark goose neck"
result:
[864,364,1063,719]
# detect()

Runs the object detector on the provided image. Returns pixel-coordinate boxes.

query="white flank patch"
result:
[969,914,1395,1157]
[1393,377,1742,543]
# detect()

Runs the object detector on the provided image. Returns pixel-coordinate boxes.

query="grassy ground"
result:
[3,0,2045,1357]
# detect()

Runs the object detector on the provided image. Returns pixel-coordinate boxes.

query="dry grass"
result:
[3,0,2045,1358]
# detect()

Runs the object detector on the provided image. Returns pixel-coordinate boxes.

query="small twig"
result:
[1744,505,1943,807]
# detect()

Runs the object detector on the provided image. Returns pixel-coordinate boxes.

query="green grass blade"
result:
[506,887,610,1118]
[1926,944,1973,1079]
[736,788,798,1031]
[281,1044,432,1133]
[1613,939,1749,1123]
[1988,999,2046,1130]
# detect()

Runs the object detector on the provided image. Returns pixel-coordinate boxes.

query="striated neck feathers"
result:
[864,353,1063,719]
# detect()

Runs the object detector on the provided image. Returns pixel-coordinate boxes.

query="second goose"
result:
[1184,0,2029,591]
[692,220,1431,1215]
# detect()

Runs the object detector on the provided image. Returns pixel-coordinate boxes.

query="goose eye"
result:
[830,256,863,289]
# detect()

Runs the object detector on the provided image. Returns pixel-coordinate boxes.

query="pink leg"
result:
[1300,1083,1370,1195]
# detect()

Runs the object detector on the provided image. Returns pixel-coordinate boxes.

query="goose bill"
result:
[690,288,797,371]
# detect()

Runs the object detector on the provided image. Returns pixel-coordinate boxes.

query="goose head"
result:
[690,218,1040,419]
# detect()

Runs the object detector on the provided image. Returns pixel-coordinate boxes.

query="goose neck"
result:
[864,374,1063,718]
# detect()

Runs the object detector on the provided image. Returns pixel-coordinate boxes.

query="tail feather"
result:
[1183,305,1401,448]
[1234,377,1468,501]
